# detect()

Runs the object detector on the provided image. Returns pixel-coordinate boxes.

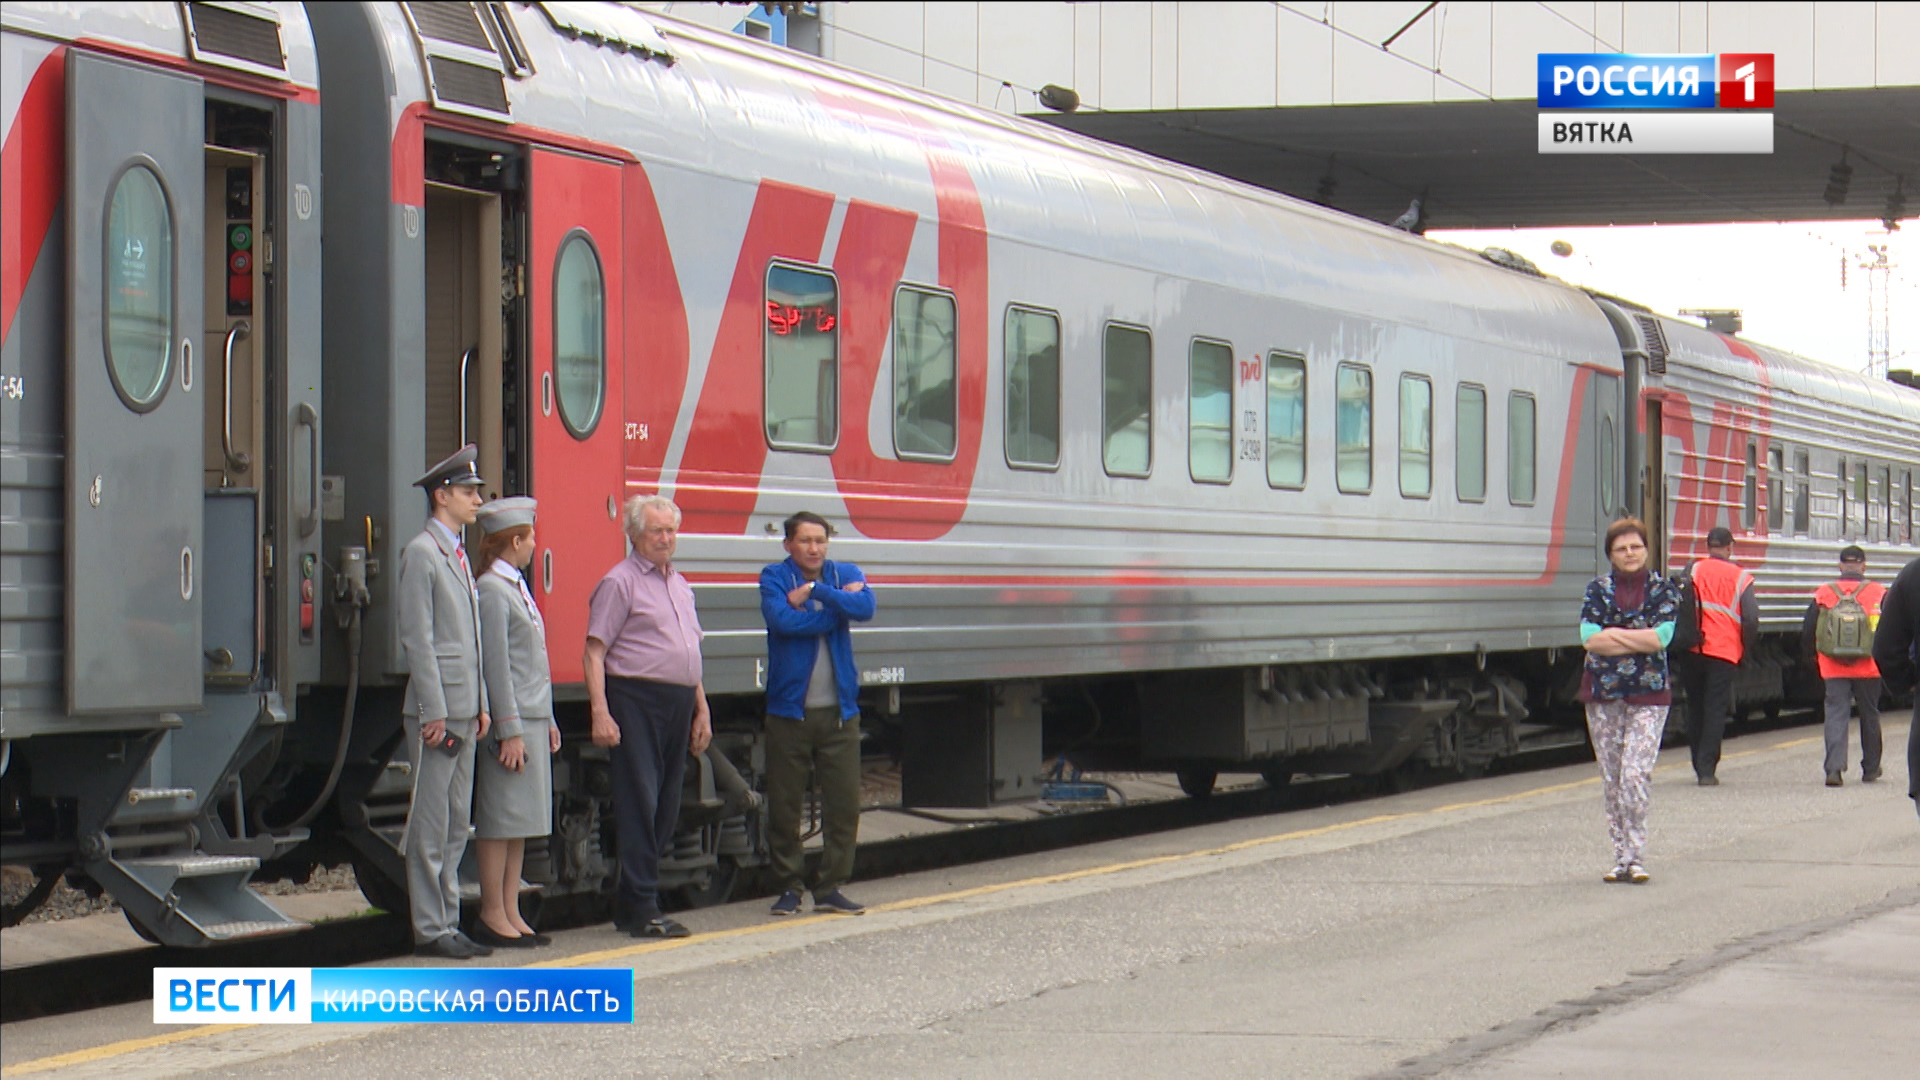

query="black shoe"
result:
[1862,768,1883,783]
[1697,775,1719,786]
[1826,771,1844,787]
[470,922,536,949]
[414,934,483,960]
[627,915,691,940]
[452,931,495,957]
[813,889,866,916]
[522,931,553,947]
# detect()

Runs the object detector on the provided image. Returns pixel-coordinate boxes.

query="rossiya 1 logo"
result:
[1536,53,1773,155]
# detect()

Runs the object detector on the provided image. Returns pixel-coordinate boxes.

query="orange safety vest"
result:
[1690,556,1754,665]
[1812,578,1887,680]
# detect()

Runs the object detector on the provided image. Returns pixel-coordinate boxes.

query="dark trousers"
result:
[1683,654,1737,779]
[766,707,861,896]
[605,676,694,916]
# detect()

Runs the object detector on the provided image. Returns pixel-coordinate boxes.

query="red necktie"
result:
[457,545,471,582]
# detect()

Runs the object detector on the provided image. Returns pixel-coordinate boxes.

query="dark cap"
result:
[1705,526,1735,548]
[414,444,484,489]
[1839,545,1866,563]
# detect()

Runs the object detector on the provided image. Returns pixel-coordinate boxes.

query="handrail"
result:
[297,402,319,537]
[458,346,476,447]
[222,322,252,472]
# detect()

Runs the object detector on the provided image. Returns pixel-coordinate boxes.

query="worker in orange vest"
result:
[1801,545,1888,787]
[1681,527,1759,785]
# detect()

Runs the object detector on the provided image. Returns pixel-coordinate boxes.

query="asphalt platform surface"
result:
[2,715,1914,1079]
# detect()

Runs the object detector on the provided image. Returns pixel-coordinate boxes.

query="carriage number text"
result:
[861,667,906,685]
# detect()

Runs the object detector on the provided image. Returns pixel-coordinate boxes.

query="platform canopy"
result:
[1041,87,1920,230]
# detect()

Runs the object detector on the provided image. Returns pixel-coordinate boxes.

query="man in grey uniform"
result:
[399,445,493,959]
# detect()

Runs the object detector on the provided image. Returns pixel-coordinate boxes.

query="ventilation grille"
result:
[428,55,510,114]
[404,1,512,118]
[1634,314,1669,375]
[406,1,495,50]
[184,2,287,76]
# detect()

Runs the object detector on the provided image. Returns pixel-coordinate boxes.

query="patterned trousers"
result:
[1585,701,1669,868]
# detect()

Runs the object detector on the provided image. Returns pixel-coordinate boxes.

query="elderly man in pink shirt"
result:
[584,495,712,939]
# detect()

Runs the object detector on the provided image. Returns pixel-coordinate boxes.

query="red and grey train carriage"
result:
[3,2,1917,944]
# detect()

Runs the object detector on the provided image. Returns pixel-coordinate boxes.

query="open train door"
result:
[527,148,626,684]
[64,53,204,713]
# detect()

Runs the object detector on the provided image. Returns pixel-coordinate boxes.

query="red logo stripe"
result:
[1,47,65,343]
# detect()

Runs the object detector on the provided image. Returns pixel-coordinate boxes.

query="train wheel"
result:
[673,858,738,910]
[124,908,161,944]
[1176,769,1218,799]
[1260,765,1293,789]
[351,856,410,917]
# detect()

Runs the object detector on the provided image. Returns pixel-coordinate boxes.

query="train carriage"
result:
[4,1,1916,942]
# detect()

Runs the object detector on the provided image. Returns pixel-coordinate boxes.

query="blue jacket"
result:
[759,557,876,721]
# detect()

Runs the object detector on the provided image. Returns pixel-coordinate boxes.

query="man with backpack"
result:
[1802,545,1887,787]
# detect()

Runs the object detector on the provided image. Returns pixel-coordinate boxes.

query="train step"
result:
[124,787,196,805]
[87,849,306,948]
[118,854,260,880]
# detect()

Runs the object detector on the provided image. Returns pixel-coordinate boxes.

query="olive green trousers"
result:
[765,707,861,895]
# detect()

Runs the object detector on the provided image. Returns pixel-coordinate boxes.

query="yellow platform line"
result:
[1,1025,248,1076]
[0,729,1839,1076]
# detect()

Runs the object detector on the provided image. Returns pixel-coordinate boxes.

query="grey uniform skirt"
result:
[474,719,554,839]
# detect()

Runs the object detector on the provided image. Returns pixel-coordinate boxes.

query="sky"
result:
[1429,221,1917,376]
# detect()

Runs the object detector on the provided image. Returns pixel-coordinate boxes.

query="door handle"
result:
[458,346,476,447]
[297,402,319,537]
[223,322,252,472]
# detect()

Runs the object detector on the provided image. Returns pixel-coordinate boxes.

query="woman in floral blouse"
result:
[1580,517,1680,884]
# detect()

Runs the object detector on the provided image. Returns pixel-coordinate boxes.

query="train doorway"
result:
[201,113,274,687]
[423,182,509,505]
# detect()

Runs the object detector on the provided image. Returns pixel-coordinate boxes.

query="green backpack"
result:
[1815,581,1874,661]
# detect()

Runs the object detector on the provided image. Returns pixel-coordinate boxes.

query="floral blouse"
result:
[1580,569,1679,704]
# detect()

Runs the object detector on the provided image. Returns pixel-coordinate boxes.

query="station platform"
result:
[1,716,1913,1079]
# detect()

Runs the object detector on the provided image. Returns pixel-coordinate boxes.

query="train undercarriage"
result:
[6,634,1817,939]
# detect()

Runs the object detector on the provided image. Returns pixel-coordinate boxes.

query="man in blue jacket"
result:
[761,511,877,916]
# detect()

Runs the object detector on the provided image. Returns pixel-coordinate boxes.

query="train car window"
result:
[1793,450,1810,534]
[552,233,605,439]
[1335,364,1373,494]
[1742,439,1758,530]
[1398,374,1432,499]
[1767,447,1784,532]
[104,164,176,412]
[1265,353,1307,489]
[893,286,958,461]
[1838,460,1851,538]
[1507,392,1537,506]
[1902,470,1914,544]
[765,262,839,452]
[1872,465,1891,543]
[1189,339,1234,484]
[1005,306,1061,470]
[1896,466,1912,541]
[1456,384,1487,502]
[1102,324,1152,477]
[1853,461,1869,536]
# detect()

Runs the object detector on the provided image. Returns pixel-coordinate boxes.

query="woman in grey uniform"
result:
[470,497,558,949]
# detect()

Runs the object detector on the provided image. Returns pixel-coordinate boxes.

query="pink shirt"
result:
[586,553,704,686]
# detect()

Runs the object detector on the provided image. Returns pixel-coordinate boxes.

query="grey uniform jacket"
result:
[398,525,488,722]
[477,570,552,739]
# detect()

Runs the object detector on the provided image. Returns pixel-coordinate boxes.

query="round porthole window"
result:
[552,233,604,439]
[104,163,175,412]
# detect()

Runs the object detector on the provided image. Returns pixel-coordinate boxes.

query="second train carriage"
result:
[3,1,1917,941]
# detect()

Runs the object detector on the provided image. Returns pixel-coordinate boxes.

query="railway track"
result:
[4,710,1827,1025]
